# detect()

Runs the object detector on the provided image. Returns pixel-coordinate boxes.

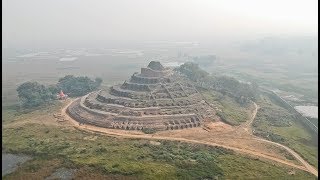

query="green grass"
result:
[201,90,251,126]
[253,92,318,169]
[2,106,316,179]
[217,154,313,179]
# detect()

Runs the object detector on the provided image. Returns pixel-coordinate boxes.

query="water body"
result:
[59,57,78,62]
[17,52,42,58]
[294,106,318,118]
[2,153,32,176]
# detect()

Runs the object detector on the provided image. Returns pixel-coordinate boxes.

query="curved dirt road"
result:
[254,137,318,177]
[242,102,317,176]
[62,99,318,177]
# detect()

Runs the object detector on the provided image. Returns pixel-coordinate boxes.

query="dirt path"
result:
[254,137,319,177]
[242,102,259,132]
[228,102,258,134]
[62,99,318,177]
[238,102,318,176]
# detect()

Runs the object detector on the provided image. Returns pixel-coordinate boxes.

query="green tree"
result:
[177,63,259,105]
[16,82,54,108]
[47,84,59,94]
[176,62,208,82]
[57,75,102,97]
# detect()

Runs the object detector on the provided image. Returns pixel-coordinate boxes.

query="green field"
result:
[2,103,316,179]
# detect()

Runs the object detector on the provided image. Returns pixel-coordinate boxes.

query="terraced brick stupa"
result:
[67,61,217,131]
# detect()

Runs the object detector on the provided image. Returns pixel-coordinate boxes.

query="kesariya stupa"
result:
[67,61,217,131]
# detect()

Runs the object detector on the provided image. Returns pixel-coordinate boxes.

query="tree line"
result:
[176,62,259,104]
[16,75,102,108]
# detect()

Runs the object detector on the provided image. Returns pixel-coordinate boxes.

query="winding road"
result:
[62,99,318,177]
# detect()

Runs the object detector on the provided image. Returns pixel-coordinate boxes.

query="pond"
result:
[294,106,318,119]
[2,153,32,176]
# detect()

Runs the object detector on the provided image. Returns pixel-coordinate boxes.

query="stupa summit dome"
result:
[67,61,216,131]
[147,61,164,71]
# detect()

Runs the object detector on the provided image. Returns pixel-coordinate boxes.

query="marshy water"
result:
[2,153,32,176]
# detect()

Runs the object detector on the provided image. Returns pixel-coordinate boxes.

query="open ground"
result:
[61,98,318,177]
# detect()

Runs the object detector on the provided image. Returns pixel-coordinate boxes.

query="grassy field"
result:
[201,90,252,126]
[253,92,318,169]
[2,103,316,179]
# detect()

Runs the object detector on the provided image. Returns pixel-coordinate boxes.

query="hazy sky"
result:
[3,0,318,48]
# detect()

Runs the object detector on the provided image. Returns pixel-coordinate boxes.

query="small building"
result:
[57,90,68,100]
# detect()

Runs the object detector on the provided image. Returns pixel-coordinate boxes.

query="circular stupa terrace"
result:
[67,61,217,131]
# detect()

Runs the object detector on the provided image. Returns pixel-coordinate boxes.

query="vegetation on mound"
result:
[176,62,259,105]
[2,106,316,179]
[253,92,318,168]
[176,62,209,82]
[201,90,251,126]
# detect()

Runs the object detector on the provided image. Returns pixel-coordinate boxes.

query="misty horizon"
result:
[3,0,318,49]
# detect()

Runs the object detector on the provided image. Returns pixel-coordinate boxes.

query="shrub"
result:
[142,128,156,134]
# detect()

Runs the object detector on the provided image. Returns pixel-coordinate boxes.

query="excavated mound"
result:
[67,61,217,131]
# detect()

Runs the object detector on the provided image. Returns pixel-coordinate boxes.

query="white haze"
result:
[2,0,318,48]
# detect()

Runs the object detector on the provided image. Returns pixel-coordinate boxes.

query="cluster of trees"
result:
[211,76,259,104]
[175,62,209,82]
[16,82,57,108]
[57,75,102,97]
[16,75,102,108]
[176,62,259,104]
